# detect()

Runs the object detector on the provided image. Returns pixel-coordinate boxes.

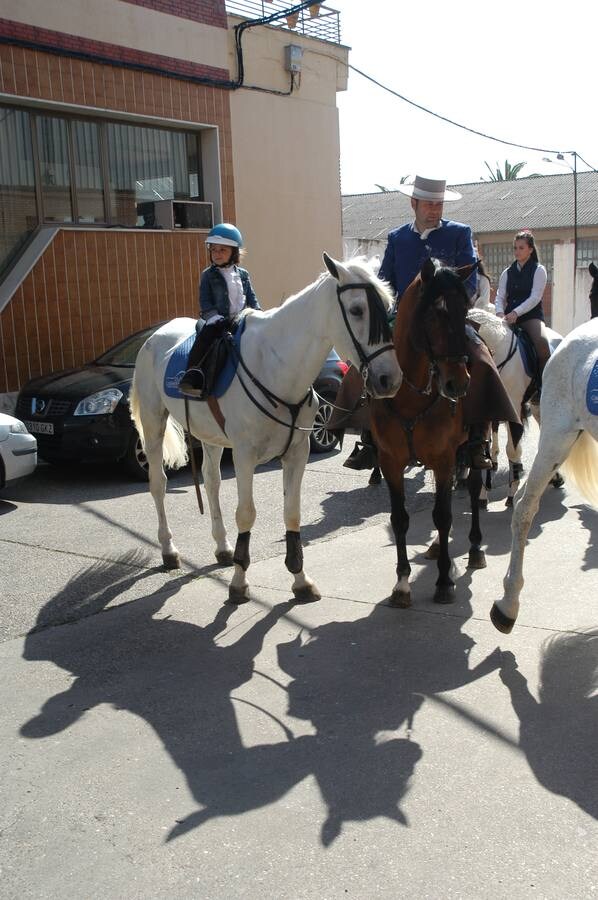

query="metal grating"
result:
[225,1,341,43]
[16,396,73,418]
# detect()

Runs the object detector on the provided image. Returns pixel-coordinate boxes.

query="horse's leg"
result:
[386,470,411,608]
[491,429,578,633]
[201,442,234,565]
[505,426,524,508]
[467,467,486,569]
[491,422,500,470]
[281,439,321,602]
[229,450,257,603]
[479,466,492,510]
[432,476,455,604]
[145,408,181,569]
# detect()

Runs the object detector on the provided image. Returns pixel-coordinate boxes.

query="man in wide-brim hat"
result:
[333,174,520,474]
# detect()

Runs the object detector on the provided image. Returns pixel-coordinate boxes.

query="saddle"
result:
[183,317,233,401]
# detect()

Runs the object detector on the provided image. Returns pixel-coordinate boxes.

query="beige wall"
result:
[228,18,349,307]
[2,0,228,70]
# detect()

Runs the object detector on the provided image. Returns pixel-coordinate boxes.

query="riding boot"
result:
[178,325,214,396]
[467,423,492,470]
[343,429,378,470]
[179,333,207,396]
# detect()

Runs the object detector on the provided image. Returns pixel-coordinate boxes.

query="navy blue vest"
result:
[505,259,544,323]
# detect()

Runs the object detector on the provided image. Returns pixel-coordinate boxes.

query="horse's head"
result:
[412,258,474,401]
[322,252,402,398]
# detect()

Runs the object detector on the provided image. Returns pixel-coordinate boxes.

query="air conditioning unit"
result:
[149,199,214,230]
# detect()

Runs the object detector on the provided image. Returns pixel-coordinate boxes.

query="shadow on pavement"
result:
[499,634,598,820]
[20,553,515,848]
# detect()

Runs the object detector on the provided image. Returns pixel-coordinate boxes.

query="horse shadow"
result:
[499,633,598,820]
[571,503,598,572]
[275,579,504,845]
[19,553,505,847]
[300,466,427,545]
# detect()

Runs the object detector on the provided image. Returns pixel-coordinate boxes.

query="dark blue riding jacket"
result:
[199,264,261,320]
[378,219,477,303]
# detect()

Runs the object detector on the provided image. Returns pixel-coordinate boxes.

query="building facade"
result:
[0,0,348,405]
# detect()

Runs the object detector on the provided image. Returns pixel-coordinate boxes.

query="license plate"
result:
[23,421,54,435]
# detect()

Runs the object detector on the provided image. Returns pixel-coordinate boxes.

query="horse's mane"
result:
[341,256,395,314]
[412,264,469,352]
[467,307,509,355]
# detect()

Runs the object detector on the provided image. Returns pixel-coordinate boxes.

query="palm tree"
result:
[481,160,540,181]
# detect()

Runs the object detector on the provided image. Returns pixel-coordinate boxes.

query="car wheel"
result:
[310,392,339,454]
[123,429,150,481]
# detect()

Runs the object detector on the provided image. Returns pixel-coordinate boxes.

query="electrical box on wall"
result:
[284,44,303,73]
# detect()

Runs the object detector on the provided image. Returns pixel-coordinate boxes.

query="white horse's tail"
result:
[560,431,598,508]
[129,372,188,470]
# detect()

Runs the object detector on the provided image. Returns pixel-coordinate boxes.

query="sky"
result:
[332,0,598,195]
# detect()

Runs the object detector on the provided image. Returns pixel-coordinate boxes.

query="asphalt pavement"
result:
[1,424,597,899]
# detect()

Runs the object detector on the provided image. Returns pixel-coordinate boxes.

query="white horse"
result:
[129,254,402,603]
[467,307,562,504]
[491,317,598,633]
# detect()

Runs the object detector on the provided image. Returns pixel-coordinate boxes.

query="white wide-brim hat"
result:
[398,175,461,202]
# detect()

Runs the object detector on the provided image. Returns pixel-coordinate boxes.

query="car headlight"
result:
[9,421,29,434]
[73,388,124,416]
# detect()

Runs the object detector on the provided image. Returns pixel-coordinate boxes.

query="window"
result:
[106,122,202,227]
[577,239,598,270]
[72,120,105,223]
[0,107,38,276]
[0,103,206,241]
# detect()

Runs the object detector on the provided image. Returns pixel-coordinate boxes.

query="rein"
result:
[496,328,518,372]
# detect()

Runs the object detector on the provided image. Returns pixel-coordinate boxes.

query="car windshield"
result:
[95,326,160,366]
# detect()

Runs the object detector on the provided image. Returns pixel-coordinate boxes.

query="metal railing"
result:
[225,1,341,44]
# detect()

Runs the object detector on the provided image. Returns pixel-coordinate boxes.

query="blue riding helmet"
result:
[205,223,243,248]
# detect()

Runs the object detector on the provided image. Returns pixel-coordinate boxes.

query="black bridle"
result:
[336,282,394,388]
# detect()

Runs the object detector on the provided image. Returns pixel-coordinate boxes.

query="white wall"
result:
[552,243,593,335]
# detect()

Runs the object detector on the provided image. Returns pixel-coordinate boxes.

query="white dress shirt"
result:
[495,263,547,317]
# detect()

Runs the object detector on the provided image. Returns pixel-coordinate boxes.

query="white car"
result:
[0,412,38,489]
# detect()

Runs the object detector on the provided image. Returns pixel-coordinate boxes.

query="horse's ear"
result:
[323,252,340,280]
[589,262,598,279]
[421,258,436,284]
[455,262,477,282]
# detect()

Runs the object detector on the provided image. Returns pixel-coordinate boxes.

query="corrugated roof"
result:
[342,171,598,240]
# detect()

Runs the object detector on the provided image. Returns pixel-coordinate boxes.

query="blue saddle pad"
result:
[164,318,246,401]
[586,357,598,415]
[516,331,536,379]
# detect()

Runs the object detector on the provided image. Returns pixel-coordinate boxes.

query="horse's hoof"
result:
[389,590,411,608]
[368,469,382,486]
[424,543,440,561]
[162,552,181,570]
[490,603,515,634]
[468,549,487,569]
[505,496,514,508]
[216,550,234,566]
[433,585,456,604]
[478,499,488,510]
[228,585,250,604]
[292,585,321,603]
[551,473,565,489]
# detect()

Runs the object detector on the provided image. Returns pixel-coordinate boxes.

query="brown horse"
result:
[371,258,486,607]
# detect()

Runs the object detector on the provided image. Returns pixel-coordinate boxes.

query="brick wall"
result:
[121,0,227,27]
[0,230,211,392]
